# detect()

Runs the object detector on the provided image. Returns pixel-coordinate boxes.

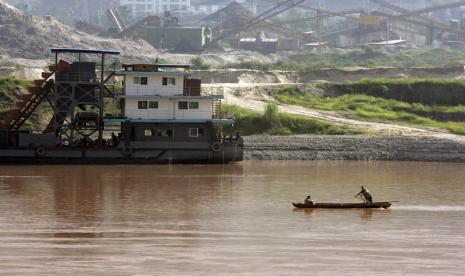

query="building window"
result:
[133,77,148,85]
[144,129,173,137]
[138,101,148,109]
[178,101,188,109]
[189,128,199,137]
[149,101,159,109]
[162,77,176,86]
[188,102,199,109]
[157,129,173,137]
[178,101,199,110]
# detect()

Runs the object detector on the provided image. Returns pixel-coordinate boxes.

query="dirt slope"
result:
[193,66,465,85]
[0,0,157,61]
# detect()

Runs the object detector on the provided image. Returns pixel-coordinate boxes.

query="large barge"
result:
[0,48,243,164]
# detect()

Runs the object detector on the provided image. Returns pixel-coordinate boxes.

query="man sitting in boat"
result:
[355,186,373,204]
[304,195,314,205]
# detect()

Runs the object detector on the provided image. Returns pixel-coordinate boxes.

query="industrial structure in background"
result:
[8,0,465,52]
[197,0,465,52]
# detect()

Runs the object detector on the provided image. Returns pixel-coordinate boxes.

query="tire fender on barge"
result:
[35,146,47,157]
[122,146,134,156]
[211,142,222,152]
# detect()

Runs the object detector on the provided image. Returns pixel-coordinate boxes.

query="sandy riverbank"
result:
[243,135,465,162]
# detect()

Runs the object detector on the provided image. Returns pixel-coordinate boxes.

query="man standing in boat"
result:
[355,186,373,204]
[304,195,314,205]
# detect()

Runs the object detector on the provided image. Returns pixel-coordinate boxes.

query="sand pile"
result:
[0,0,157,61]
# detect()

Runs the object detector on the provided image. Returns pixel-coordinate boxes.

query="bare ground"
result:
[244,135,465,162]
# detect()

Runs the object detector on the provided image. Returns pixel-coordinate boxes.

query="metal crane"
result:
[390,0,465,19]
[369,0,451,30]
[370,0,465,45]
[208,0,305,45]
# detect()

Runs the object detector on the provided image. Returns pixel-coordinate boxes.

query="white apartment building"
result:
[119,0,191,20]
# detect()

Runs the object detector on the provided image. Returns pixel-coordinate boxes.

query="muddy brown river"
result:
[0,161,464,275]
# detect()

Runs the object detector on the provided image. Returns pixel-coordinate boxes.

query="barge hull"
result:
[0,147,243,164]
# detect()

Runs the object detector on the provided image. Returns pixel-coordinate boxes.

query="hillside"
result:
[0,0,157,61]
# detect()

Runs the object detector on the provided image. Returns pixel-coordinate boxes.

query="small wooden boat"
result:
[292,202,392,209]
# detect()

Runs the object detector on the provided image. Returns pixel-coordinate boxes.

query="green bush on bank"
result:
[222,102,357,136]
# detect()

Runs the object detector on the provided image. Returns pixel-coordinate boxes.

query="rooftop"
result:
[122,64,192,72]
[104,118,234,125]
[51,48,120,55]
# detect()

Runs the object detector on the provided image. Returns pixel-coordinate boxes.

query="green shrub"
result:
[264,102,282,128]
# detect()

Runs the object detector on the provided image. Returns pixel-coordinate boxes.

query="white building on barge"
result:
[103,63,242,162]
[120,63,220,122]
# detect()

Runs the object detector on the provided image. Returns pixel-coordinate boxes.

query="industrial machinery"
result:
[0,48,243,164]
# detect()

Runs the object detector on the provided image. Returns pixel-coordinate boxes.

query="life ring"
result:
[122,146,134,156]
[35,146,46,157]
[211,142,222,152]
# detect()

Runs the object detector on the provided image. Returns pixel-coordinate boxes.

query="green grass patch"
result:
[275,85,465,135]
[222,102,359,136]
[333,78,465,106]
[0,76,33,111]
[0,76,32,92]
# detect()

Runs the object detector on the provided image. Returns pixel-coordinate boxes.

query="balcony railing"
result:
[199,86,224,97]
[123,85,224,98]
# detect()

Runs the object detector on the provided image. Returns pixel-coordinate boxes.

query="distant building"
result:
[191,0,255,15]
[119,0,190,20]
[191,0,223,14]
[144,26,211,52]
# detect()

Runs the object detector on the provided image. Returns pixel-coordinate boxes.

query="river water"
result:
[0,161,464,275]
